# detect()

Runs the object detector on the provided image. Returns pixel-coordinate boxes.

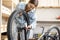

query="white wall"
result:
[33,8,60,34]
[0,0,1,40]
[36,8,60,21]
[0,0,1,26]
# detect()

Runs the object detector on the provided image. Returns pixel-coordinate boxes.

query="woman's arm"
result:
[15,11,24,24]
[28,13,37,30]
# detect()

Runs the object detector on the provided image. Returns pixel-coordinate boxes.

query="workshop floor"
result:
[1,35,36,40]
[1,32,37,40]
[1,35,8,40]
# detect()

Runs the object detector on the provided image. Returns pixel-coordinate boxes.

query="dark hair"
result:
[29,0,38,7]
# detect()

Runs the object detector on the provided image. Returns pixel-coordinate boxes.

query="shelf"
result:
[37,20,60,23]
[37,19,60,23]
[2,5,11,18]
[37,6,60,9]
[2,0,12,9]
[2,0,18,9]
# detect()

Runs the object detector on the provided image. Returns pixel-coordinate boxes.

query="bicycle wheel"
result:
[7,10,26,40]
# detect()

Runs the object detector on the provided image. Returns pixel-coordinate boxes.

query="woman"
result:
[8,0,38,40]
[16,0,38,40]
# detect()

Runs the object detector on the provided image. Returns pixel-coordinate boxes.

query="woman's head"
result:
[25,0,38,12]
[29,0,38,7]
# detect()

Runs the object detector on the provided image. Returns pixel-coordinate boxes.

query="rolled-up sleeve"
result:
[16,2,26,10]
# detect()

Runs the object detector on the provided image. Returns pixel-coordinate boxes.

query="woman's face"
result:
[25,3,36,12]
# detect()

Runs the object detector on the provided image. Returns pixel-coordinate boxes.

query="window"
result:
[59,0,60,6]
[38,0,59,7]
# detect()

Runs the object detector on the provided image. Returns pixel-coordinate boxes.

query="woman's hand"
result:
[27,25,32,29]
[25,25,32,30]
